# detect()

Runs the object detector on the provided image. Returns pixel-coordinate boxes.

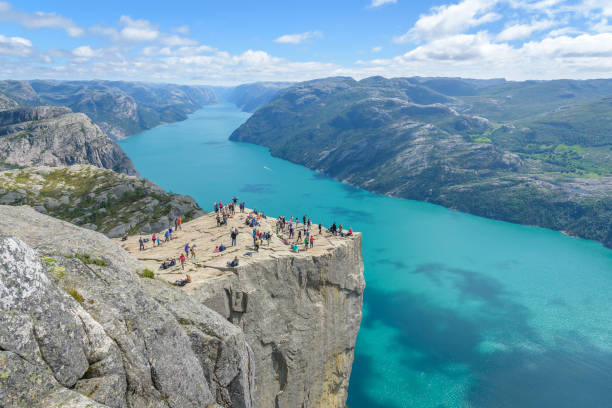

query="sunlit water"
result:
[119,104,612,408]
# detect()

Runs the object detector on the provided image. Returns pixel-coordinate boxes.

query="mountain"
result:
[0,93,18,110]
[226,82,293,112]
[0,165,204,237]
[0,106,138,175]
[231,76,612,248]
[0,80,218,139]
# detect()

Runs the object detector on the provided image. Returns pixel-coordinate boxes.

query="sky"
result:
[0,0,611,84]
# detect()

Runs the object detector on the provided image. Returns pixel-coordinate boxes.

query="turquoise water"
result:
[119,104,612,408]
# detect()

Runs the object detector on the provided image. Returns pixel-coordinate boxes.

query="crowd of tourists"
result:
[135,196,355,287]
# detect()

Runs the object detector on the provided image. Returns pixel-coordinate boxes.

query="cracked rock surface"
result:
[0,205,254,408]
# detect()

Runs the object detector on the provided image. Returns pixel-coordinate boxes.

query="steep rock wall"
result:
[189,235,365,408]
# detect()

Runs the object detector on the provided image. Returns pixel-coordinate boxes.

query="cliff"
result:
[0,205,365,408]
[0,106,138,175]
[0,205,254,408]
[0,165,205,237]
[116,209,365,408]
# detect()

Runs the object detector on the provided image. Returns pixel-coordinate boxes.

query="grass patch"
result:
[140,269,155,279]
[42,256,57,267]
[67,288,84,304]
[74,253,108,267]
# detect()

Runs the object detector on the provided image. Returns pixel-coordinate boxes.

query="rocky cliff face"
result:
[192,237,365,408]
[0,165,204,237]
[119,211,366,408]
[0,106,138,175]
[0,205,366,408]
[0,205,254,408]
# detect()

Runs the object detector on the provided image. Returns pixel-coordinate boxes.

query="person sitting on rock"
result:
[173,274,192,287]
[219,244,227,252]
[227,257,239,267]
[214,246,220,253]
[292,244,299,253]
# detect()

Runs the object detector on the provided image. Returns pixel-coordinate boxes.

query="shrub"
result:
[74,253,108,267]
[67,288,84,303]
[140,269,154,279]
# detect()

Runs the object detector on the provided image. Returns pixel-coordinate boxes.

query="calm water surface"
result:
[120,104,612,408]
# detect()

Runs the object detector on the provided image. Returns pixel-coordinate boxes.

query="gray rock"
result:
[191,234,365,408]
[0,107,138,176]
[0,205,255,408]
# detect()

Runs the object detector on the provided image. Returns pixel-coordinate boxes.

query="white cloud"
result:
[522,32,612,57]
[161,34,198,46]
[496,19,555,41]
[403,32,512,61]
[0,34,32,56]
[118,15,159,42]
[2,0,612,84]
[395,0,500,42]
[173,25,190,35]
[591,18,612,32]
[0,2,84,37]
[275,31,322,44]
[370,0,397,7]
[72,46,101,59]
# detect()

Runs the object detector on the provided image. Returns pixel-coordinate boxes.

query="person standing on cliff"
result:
[178,216,182,230]
[151,233,156,247]
[179,252,186,269]
[318,223,322,235]
[184,243,190,258]
[231,228,238,246]
[139,237,145,251]
[310,235,315,248]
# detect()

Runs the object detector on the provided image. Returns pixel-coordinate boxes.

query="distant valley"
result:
[0,79,288,139]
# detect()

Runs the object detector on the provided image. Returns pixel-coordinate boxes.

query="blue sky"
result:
[0,0,611,84]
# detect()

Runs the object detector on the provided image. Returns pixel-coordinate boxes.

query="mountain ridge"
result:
[230,76,612,248]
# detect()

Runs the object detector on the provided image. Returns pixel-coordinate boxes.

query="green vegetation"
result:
[74,253,107,267]
[0,166,203,237]
[140,269,155,279]
[67,288,84,304]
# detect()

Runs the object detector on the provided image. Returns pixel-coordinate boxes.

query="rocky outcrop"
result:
[0,106,138,175]
[0,165,204,237]
[121,211,366,408]
[192,237,365,408]
[0,205,254,408]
